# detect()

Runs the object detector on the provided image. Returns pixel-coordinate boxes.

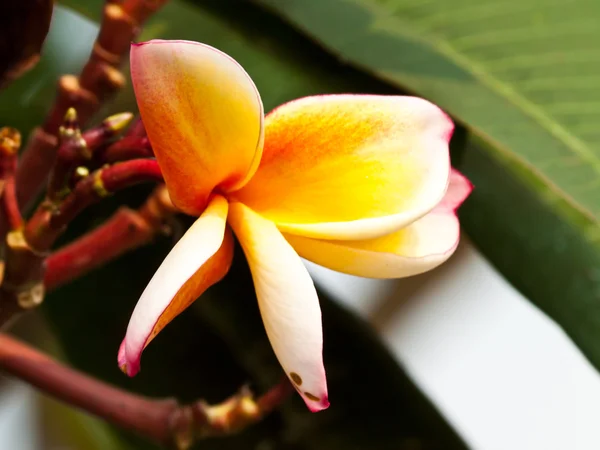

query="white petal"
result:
[228,202,329,412]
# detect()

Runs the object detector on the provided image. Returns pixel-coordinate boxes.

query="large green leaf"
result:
[251,0,600,369]
[0,2,466,448]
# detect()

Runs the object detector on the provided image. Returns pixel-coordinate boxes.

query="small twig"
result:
[45,186,175,291]
[0,230,45,328]
[0,159,163,327]
[95,134,154,163]
[125,117,147,138]
[26,158,164,252]
[0,333,293,449]
[0,128,23,296]
[93,115,153,163]
[0,332,177,444]
[2,177,22,231]
[16,0,170,210]
[47,108,134,202]
[0,128,23,236]
[0,128,21,192]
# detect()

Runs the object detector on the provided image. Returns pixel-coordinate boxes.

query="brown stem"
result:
[16,0,170,210]
[95,135,154,163]
[0,333,293,449]
[0,229,45,328]
[47,109,134,202]
[26,158,164,252]
[0,128,21,183]
[0,128,24,300]
[0,160,163,327]
[45,186,175,291]
[2,177,23,231]
[0,332,178,445]
[14,127,57,210]
[125,117,147,138]
[0,128,23,238]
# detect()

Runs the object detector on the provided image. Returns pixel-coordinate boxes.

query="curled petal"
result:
[437,169,473,212]
[228,202,329,412]
[131,40,263,215]
[232,95,452,240]
[120,195,231,376]
[284,170,472,278]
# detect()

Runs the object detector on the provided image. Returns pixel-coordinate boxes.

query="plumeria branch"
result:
[46,108,134,203]
[25,158,164,252]
[0,156,164,328]
[16,0,170,209]
[0,128,23,238]
[45,185,175,290]
[95,133,154,163]
[0,333,294,449]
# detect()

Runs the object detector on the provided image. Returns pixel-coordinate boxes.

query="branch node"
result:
[92,168,111,197]
[0,128,21,156]
[0,230,47,325]
[59,107,79,136]
[6,229,48,259]
[16,282,45,309]
[169,407,195,450]
[0,333,292,447]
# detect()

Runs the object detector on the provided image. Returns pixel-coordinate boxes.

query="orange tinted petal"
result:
[232,95,451,240]
[120,195,231,376]
[131,40,263,215]
[147,229,234,346]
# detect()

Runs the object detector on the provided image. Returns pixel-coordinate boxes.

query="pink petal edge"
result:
[439,169,473,212]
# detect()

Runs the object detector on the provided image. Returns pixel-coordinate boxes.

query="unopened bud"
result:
[74,166,90,180]
[60,107,81,137]
[103,112,134,134]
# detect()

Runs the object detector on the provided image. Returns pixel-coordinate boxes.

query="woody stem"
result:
[16,0,170,210]
[0,333,293,449]
[0,159,163,328]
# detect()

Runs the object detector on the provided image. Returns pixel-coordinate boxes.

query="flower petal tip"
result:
[117,339,140,377]
[304,394,330,413]
[445,169,473,212]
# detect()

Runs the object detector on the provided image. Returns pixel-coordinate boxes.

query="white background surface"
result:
[0,378,40,450]
[2,238,600,449]
[308,238,600,450]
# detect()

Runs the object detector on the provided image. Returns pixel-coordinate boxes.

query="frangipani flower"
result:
[119,39,472,412]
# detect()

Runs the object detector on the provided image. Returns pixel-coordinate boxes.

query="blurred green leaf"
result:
[0,2,466,448]
[251,0,600,371]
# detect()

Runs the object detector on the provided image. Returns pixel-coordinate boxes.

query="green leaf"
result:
[253,0,600,222]
[0,2,466,448]
[250,0,600,370]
